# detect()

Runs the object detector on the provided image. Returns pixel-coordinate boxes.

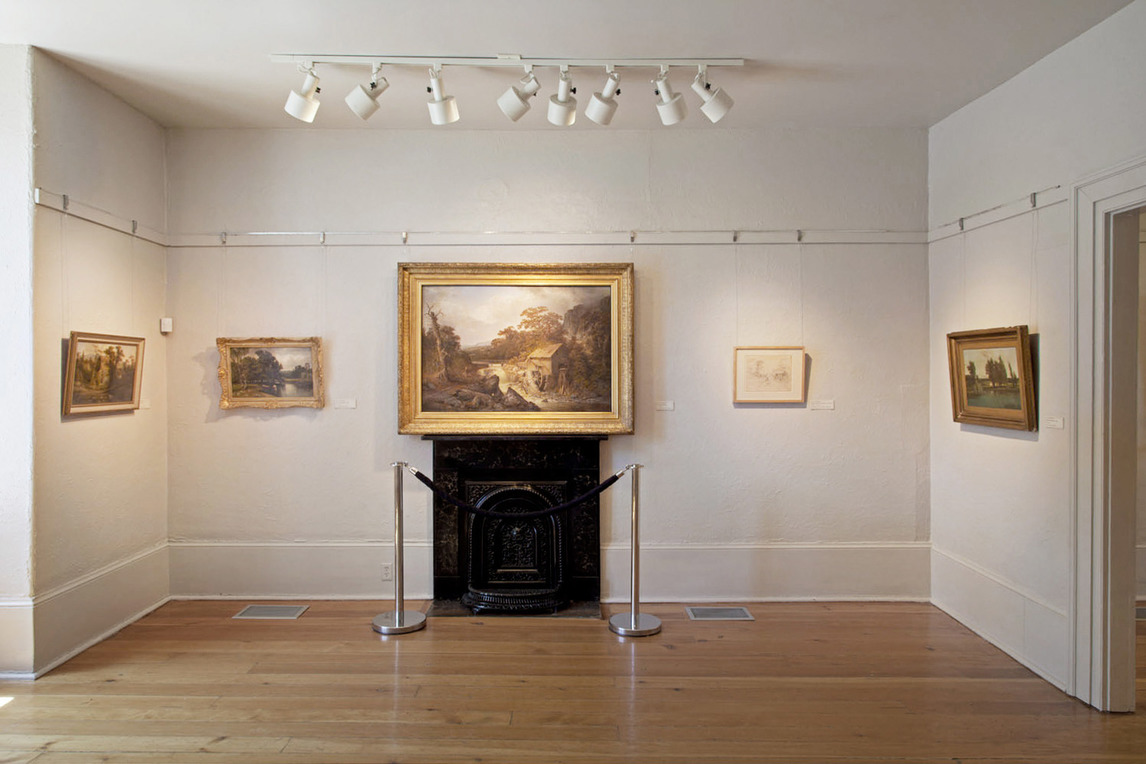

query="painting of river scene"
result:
[946,326,1036,431]
[398,263,634,435]
[961,346,1022,410]
[420,284,612,413]
[63,331,145,415]
[217,337,324,409]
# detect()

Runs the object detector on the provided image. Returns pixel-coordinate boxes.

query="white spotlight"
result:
[653,66,688,126]
[427,66,460,125]
[547,66,577,126]
[585,68,621,126]
[690,66,733,123]
[346,64,389,121]
[284,68,320,123]
[497,66,541,122]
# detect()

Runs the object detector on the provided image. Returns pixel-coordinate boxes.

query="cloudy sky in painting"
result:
[232,345,313,370]
[963,347,1018,379]
[423,285,608,348]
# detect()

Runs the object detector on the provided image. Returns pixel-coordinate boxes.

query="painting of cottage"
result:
[419,284,612,413]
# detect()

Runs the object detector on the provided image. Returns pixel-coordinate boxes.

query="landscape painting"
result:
[217,337,325,409]
[398,263,634,434]
[734,346,806,404]
[947,326,1036,430]
[63,331,145,415]
[961,346,1022,410]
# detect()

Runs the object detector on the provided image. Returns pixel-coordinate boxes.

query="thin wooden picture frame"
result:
[63,331,146,415]
[733,346,807,404]
[217,337,325,410]
[946,325,1036,431]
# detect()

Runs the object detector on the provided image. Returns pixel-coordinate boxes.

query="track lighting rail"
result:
[270,54,745,69]
[275,53,743,125]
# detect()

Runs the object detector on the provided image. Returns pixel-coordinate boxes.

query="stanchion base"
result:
[372,611,427,635]
[609,612,662,637]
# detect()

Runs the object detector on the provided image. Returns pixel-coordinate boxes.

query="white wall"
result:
[28,50,169,674]
[929,206,1072,685]
[929,0,1146,228]
[928,0,1146,690]
[0,44,35,675]
[165,127,932,601]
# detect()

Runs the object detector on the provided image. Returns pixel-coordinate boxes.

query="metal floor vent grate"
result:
[233,605,309,620]
[1137,607,1146,621]
[686,606,754,621]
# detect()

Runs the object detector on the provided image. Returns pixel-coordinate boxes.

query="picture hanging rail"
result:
[271,53,743,127]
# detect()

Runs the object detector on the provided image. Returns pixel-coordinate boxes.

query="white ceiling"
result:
[0,0,1134,131]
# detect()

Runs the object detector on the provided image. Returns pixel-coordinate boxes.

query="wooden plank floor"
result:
[3,601,1146,762]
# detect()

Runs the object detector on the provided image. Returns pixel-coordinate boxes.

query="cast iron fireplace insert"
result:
[428,436,603,613]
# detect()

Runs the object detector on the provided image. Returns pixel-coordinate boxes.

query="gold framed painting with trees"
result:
[63,331,145,415]
[946,325,1036,431]
[398,262,634,435]
[217,337,325,410]
[733,346,807,403]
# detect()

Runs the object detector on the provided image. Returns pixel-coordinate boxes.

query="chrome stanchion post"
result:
[609,464,662,637]
[373,462,427,635]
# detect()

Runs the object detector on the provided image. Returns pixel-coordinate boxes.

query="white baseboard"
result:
[931,546,1068,690]
[170,540,930,602]
[169,541,434,598]
[30,543,170,677]
[0,598,34,676]
[603,542,931,602]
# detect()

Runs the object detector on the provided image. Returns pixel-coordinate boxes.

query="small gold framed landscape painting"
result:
[217,337,325,410]
[733,346,806,404]
[63,331,145,415]
[398,262,634,435]
[946,325,1036,431]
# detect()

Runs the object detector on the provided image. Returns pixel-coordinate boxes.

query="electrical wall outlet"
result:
[381,563,393,581]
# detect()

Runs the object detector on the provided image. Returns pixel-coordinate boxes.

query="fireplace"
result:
[428,436,603,613]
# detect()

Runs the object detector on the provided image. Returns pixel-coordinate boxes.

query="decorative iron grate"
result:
[686,606,754,621]
[233,605,309,620]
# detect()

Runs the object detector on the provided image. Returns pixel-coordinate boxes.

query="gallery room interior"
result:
[3,0,1146,760]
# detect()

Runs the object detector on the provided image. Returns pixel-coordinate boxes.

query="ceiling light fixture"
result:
[272,54,743,126]
[497,65,542,122]
[426,65,459,125]
[284,66,321,123]
[691,65,734,123]
[652,65,687,126]
[345,63,389,120]
[547,66,577,127]
[585,67,621,126]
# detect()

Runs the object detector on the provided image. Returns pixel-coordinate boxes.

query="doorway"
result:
[1072,157,1146,712]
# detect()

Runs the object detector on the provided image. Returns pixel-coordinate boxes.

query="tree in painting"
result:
[422,293,612,413]
[72,342,137,404]
[230,348,286,397]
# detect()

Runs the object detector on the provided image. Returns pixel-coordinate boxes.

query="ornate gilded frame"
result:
[398,262,634,434]
[946,325,1036,430]
[217,337,325,410]
[63,331,146,416]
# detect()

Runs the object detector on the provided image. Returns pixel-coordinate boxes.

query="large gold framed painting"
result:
[398,262,634,435]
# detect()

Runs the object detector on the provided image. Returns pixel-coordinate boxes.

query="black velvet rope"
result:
[408,468,623,520]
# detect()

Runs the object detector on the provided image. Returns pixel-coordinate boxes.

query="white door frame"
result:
[1071,154,1146,711]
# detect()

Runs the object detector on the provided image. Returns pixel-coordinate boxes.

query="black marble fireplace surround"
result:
[428,436,603,614]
